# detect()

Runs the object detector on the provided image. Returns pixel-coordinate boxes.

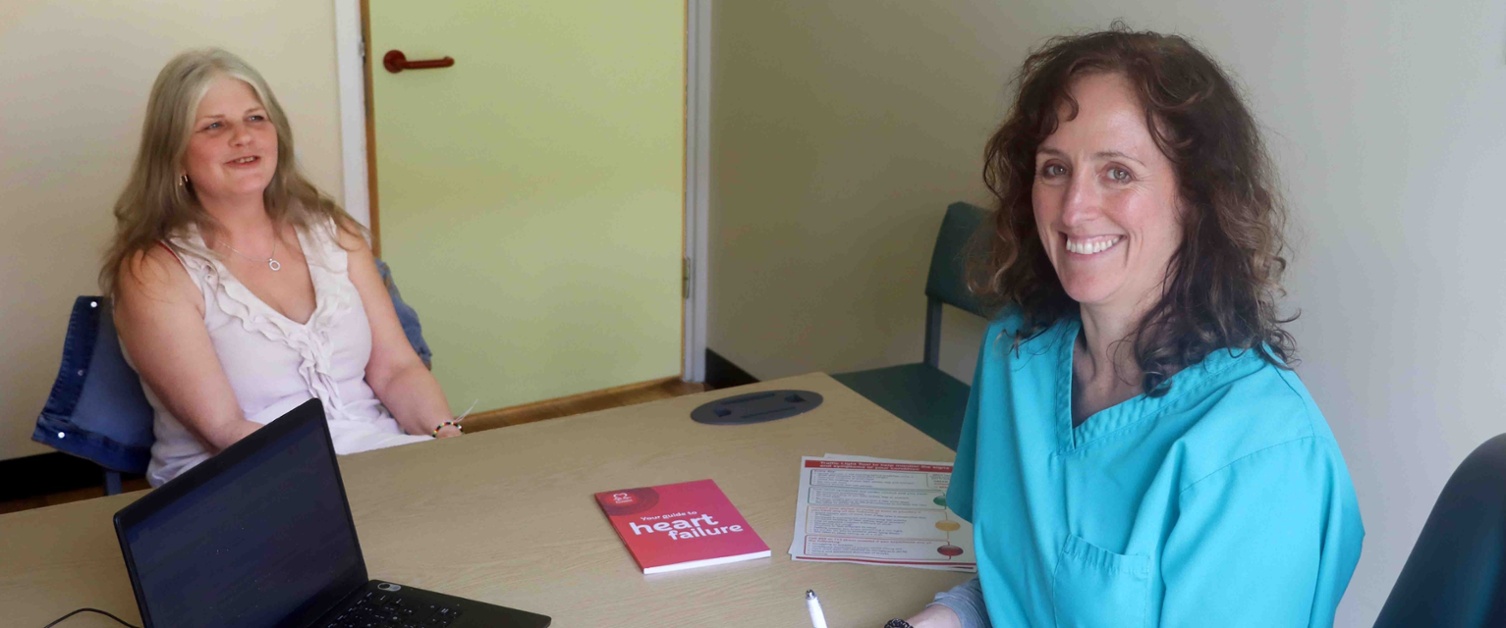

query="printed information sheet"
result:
[789,455,976,571]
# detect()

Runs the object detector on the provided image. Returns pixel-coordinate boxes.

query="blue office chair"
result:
[1372,433,1506,627]
[32,259,432,495]
[832,202,993,451]
[377,259,433,370]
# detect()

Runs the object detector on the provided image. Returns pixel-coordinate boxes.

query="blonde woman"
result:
[105,49,460,487]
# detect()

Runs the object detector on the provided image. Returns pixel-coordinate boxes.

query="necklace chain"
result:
[223,233,282,272]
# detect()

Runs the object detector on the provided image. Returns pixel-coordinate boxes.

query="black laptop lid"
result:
[115,399,367,628]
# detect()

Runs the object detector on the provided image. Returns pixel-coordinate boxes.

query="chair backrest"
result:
[922,202,993,367]
[33,297,155,474]
[1373,433,1506,627]
[924,202,992,317]
[376,258,432,369]
[33,259,435,476]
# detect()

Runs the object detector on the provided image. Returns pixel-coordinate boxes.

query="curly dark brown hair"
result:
[977,23,1296,395]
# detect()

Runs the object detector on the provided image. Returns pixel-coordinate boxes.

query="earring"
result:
[178,174,188,187]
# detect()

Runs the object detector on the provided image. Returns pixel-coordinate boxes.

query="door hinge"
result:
[682,257,692,299]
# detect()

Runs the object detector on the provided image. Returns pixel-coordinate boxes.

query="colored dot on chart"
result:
[935,520,961,532]
[937,545,965,557]
[933,495,947,507]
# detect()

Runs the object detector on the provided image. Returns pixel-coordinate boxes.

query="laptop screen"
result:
[115,400,366,628]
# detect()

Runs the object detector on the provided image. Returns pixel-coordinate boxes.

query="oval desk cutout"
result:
[690,390,824,425]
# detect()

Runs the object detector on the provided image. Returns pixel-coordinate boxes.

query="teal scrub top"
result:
[947,312,1364,627]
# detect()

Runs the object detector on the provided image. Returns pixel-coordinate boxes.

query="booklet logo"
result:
[598,486,660,516]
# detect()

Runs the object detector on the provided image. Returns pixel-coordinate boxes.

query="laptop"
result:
[113,399,552,628]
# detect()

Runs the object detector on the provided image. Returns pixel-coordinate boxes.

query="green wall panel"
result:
[370,1,684,412]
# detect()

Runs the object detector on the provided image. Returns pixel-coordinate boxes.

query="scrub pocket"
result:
[1052,534,1152,628]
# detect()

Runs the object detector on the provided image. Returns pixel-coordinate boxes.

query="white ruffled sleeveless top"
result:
[141,218,428,486]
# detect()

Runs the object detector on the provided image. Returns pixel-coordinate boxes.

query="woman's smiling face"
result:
[182,75,278,205]
[1032,71,1184,316]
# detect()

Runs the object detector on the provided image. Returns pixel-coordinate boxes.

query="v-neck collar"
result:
[1052,316,1266,453]
[193,224,322,329]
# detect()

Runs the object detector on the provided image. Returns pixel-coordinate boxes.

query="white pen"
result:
[453,399,479,423]
[806,589,829,628]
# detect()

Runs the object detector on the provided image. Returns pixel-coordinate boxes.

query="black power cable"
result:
[40,607,140,628]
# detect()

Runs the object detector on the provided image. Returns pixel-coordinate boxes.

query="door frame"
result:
[333,0,371,229]
[333,0,708,382]
[682,0,710,383]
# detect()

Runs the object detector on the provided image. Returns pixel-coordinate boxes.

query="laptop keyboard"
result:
[323,590,464,628]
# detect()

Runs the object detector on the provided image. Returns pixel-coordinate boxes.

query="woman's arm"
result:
[341,229,458,438]
[904,605,963,628]
[1159,437,1364,627]
[114,246,261,451]
[898,577,989,628]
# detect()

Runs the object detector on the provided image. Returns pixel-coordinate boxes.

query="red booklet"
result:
[595,479,771,574]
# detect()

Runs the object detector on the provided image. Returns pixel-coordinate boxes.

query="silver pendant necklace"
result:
[224,234,281,271]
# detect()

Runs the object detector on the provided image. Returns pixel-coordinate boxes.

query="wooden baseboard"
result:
[462,376,705,432]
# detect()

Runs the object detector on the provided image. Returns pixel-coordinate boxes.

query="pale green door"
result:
[368,1,684,413]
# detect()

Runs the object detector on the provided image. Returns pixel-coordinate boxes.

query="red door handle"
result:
[383,50,455,73]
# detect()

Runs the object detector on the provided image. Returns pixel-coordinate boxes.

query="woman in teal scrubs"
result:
[890,27,1364,628]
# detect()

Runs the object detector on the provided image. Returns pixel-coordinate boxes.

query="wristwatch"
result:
[884,620,915,628]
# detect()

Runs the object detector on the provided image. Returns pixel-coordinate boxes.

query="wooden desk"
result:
[1,374,972,626]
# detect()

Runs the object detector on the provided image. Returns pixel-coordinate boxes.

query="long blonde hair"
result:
[101,48,361,295]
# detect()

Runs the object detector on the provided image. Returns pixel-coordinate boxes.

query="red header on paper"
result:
[594,479,770,575]
[803,460,954,473]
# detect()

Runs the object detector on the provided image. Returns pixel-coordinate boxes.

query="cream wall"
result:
[0,1,346,461]
[709,1,1506,626]
[709,2,1003,385]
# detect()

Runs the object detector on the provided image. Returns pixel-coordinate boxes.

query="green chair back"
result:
[833,201,995,450]
[922,202,992,368]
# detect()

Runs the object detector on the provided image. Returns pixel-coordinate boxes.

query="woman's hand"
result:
[900,605,962,628]
[434,424,463,439]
